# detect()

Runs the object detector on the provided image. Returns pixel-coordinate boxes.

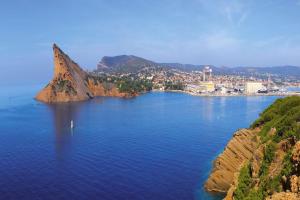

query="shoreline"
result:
[152,89,300,97]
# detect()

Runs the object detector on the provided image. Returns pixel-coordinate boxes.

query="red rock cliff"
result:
[36,44,127,103]
[205,129,259,193]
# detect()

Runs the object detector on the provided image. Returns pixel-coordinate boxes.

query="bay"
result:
[0,85,279,200]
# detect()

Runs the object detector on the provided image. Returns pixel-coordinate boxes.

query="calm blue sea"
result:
[0,85,280,200]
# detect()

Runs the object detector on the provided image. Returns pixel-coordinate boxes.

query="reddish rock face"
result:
[204,129,258,193]
[292,141,300,163]
[36,44,127,103]
[266,192,300,200]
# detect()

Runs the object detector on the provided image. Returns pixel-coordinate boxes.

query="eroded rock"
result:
[292,141,300,174]
[251,144,264,178]
[266,192,300,200]
[36,44,128,103]
[205,129,258,193]
[290,175,299,193]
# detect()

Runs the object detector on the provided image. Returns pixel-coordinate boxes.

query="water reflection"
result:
[202,97,214,122]
[47,98,108,160]
[48,102,83,160]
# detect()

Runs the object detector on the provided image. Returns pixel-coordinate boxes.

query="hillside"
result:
[220,66,300,79]
[97,55,158,73]
[96,55,300,80]
[205,96,300,200]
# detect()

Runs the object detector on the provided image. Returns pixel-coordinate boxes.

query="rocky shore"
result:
[153,89,299,97]
[205,129,259,193]
[205,96,300,200]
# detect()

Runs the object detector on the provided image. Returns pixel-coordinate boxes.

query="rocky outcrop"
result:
[86,79,135,98]
[205,129,259,193]
[292,141,300,174]
[290,175,300,193]
[223,172,240,200]
[266,192,300,200]
[268,140,290,180]
[251,144,265,178]
[36,44,129,103]
[265,142,300,200]
[205,97,300,199]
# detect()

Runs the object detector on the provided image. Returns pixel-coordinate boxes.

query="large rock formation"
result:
[205,97,300,200]
[36,44,128,103]
[204,129,258,193]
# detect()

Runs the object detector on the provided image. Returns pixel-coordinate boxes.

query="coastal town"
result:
[93,64,300,97]
[36,44,300,104]
[151,66,284,96]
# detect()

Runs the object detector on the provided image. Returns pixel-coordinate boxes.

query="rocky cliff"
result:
[206,96,300,200]
[205,129,259,193]
[36,44,129,103]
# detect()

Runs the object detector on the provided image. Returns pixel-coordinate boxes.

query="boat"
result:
[71,120,74,129]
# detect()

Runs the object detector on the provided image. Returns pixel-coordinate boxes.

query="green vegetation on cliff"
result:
[88,74,153,94]
[232,96,300,200]
[259,142,275,177]
[252,96,300,142]
[164,81,185,90]
[234,164,252,200]
[53,77,77,95]
[117,77,152,94]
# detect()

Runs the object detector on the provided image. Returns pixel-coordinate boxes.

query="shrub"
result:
[259,142,275,176]
[234,164,252,200]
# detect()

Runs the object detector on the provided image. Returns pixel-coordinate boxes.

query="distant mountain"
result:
[97,55,217,73]
[159,63,205,71]
[223,66,300,77]
[97,55,158,73]
[96,55,300,79]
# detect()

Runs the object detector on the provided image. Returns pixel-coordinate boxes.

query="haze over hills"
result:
[97,55,212,73]
[96,55,300,80]
[97,55,156,73]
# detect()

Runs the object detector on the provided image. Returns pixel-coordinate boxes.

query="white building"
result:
[220,87,228,94]
[186,84,200,93]
[245,82,263,94]
[202,66,212,81]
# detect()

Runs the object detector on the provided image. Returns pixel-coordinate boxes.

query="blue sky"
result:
[1,0,300,85]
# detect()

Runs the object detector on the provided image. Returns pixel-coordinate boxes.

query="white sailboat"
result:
[70,120,74,129]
